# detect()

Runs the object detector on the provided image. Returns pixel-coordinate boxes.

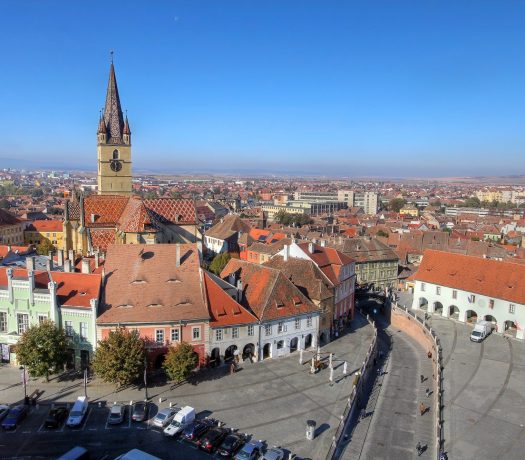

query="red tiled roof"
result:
[204,272,258,327]
[52,272,101,308]
[26,220,63,232]
[0,268,50,288]
[0,245,31,258]
[220,259,318,321]
[118,197,155,233]
[297,242,353,285]
[144,198,197,225]
[411,249,525,305]
[0,208,21,226]
[84,195,129,226]
[98,244,209,324]
[90,229,116,252]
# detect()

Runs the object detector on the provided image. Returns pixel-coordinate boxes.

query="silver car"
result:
[108,404,125,425]
[152,407,178,428]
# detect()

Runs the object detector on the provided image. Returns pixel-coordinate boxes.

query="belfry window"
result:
[113,149,119,159]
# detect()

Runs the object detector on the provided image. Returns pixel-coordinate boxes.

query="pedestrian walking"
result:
[427,350,432,359]
[416,442,422,456]
[419,402,426,416]
[420,374,425,383]
[426,388,430,397]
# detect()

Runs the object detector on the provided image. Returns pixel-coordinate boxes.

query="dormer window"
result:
[113,149,119,160]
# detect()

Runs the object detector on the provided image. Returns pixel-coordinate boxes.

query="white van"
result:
[470,320,492,342]
[163,406,195,437]
[66,396,89,427]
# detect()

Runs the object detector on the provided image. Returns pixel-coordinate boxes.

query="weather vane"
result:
[110,50,114,64]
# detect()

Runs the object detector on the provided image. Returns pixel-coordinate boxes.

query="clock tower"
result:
[97,60,132,195]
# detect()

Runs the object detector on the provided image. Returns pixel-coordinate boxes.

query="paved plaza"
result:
[0,315,374,459]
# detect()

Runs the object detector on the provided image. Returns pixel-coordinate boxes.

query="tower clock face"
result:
[110,159,123,172]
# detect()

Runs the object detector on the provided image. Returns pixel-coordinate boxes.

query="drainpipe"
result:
[28,270,35,306]
[7,268,14,303]
[48,281,57,323]
[90,299,98,351]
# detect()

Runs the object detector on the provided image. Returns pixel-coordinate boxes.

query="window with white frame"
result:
[64,320,73,337]
[265,324,272,336]
[452,290,457,300]
[295,318,300,329]
[436,286,441,295]
[421,283,426,292]
[247,325,254,336]
[38,314,47,324]
[79,322,88,341]
[489,299,494,309]
[215,329,223,341]
[171,328,180,342]
[192,327,200,340]
[278,322,284,333]
[0,311,7,332]
[17,313,29,335]
[306,316,312,328]
[509,304,515,314]
[232,327,239,339]
[155,329,164,344]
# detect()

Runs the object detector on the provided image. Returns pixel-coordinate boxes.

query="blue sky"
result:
[0,0,524,177]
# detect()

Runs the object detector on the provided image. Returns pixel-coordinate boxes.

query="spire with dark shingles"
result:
[103,62,125,144]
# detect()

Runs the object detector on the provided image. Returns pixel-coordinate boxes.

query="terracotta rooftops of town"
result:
[297,242,353,285]
[206,214,251,240]
[203,272,258,327]
[0,245,31,258]
[25,220,63,232]
[335,237,399,263]
[411,249,525,305]
[98,244,209,324]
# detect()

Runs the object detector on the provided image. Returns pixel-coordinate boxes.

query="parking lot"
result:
[0,400,244,459]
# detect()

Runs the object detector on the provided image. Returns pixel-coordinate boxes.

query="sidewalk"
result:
[0,315,375,459]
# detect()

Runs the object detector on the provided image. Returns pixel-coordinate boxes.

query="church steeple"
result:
[102,60,125,145]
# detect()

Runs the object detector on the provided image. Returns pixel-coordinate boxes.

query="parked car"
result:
[198,426,229,453]
[66,396,89,428]
[1,405,27,430]
[44,406,69,428]
[152,407,178,428]
[108,404,125,425]
[182,419,215,442]
[0,405,9,422]
[262,448,285,460]
[217,432,246,457]
[235,440,264,460]
[163,406,195,437]
[131,402,149,422]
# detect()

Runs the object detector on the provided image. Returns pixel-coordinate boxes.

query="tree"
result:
[463,197,481,208]
[389,198,406,213]
[16,320,68,381]
[376,229,389,238]
[37,238,56,256]
[163,342,198,383]
[31,188,44,198]
[209,252,232,275]
[0,198,10,209]
[92,328,145,387]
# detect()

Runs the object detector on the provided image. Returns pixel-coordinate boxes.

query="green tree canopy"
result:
[16,320,68,381]
[463,196,481,208]
[37,238,56,256]
[163,342,199,384]
[274,210,312,227]
[388,198,407,213]
[376,229,389,238]
[0,198,10,209]
[92,328,145,388]
[209,252,232,275]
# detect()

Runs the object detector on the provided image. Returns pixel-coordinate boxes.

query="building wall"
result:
[97,143,132,195]
[0,223,24,246]
[411,280,525,340]
[25,229,63,247]
[356,260,398,288]
[209,323,260,362]
[60,305,97,369]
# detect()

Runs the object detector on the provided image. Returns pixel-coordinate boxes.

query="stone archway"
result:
[484,315,497,326]
[433,302,444,315]
[154,353,166,370]
[210,347,221,367]
[224,345,238,362]
[449,305,460,319]
[466,310,478,323]
[290,337,299,353]
[504,320,517,337]
[263,343,271,359]
[304,334,313,349]
[419,297,429,311]
[242,343,255,361]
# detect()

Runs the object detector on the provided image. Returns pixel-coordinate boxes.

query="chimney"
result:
[7,268,14,303]
[68,249,75,263]
[57,249,64,267]
[175,243,181,267]
[28,270,35,305]
[236,279,243,302]
[26,256,35,272]
[64,259,72,273]
[283,244,289,262]
[321,239,326,247]
[46,258,53,272]
[81,258,91,274]
[7,245,11,252]
[308,242,314,254]
[48,281,57,322]
[95,250,100,268]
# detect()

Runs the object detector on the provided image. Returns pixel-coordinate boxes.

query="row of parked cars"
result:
[152,404,288,459]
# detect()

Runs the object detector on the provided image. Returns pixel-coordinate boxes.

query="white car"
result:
[152,407,178,428]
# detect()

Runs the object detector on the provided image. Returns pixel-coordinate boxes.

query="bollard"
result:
[114,401,117,406]
[329,353,333,369]
[98,402,102,408]
[343,361,347,375]
[310,357,315,374]
[329,367,334,385]
[130,400,133,406]
[158,397,162,404]
[169,402,173,408]
[306,420,316,440]
[299,349,303,365]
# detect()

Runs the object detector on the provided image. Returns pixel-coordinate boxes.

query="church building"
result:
[62,60,201,254]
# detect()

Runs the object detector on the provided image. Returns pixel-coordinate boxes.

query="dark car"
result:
[217,433,246,457]
[1,405,27,430]
[182,419,215,442]
[131,401,148,422]
[198,426,228,453]
[44,407,69,428]
[0,405,9,422]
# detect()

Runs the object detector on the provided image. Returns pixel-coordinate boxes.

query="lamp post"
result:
[143,356,148,401]
[19,365,27,403]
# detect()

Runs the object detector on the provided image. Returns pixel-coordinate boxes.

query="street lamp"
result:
[19,365,27,403]
[143,356,148,401]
